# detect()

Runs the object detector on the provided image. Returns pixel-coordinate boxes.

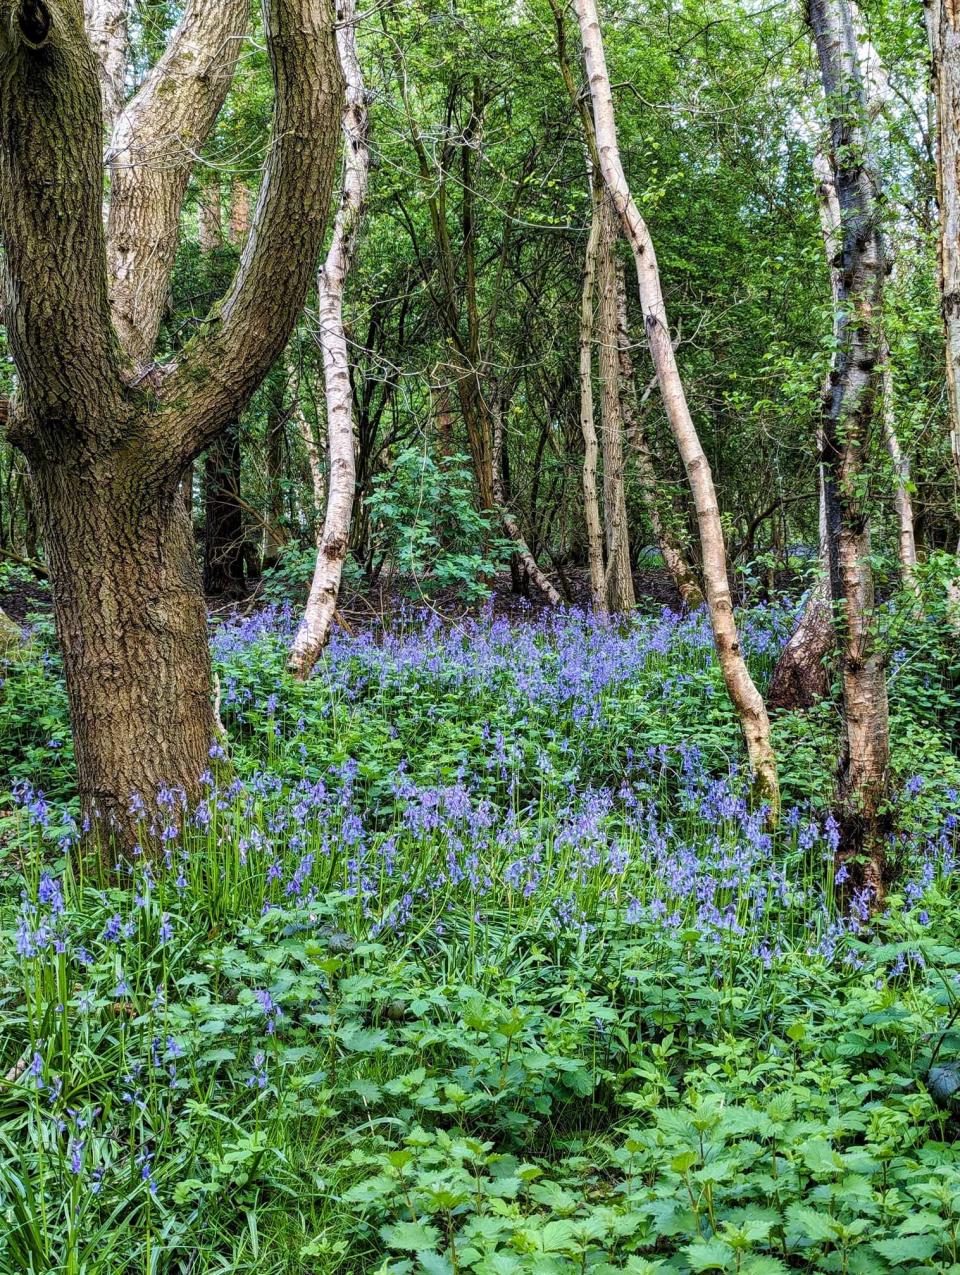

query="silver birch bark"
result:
[574,0,779,814]
[579,179,606,612]
[808,0,890,897]
[616,265,703,608]
[289,0,369,678]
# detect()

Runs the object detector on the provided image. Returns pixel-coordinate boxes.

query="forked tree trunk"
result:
[289,0,369,677]
[574,0,779,814]
[0,0,342,850]
[615,266,703,608]
[597,193,635,613]
[809,0,891,898]
[579,176,607,611]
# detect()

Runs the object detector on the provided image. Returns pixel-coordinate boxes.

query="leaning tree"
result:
[0,0,342,848]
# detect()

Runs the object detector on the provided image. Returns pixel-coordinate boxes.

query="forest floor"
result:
[1,586,960,1273]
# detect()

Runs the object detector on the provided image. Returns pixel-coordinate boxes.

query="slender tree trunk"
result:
[880,339,918,587]
[491,399,562,606]
[263,378,289,571]
[203,421,246,597]
[574,0,779,814]
[809,0,890,898]
[615,265,703,607]
[289,0,369,677]
[198,178,246,596]
[579,179,606,611]
[597,193,635,612]
[925,0,960,519]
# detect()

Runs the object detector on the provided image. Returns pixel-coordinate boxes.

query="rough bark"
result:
[491,401,562,607]
[597,193,635,613]
[579,181,607,612]
[809,0,891,898]
[83,0,126,132]
[574,0,779,815]
[289,0,368,677]
[106,0,249,367]
[924,0,960,509]
[0,0,342,850]
[616,267,703,608]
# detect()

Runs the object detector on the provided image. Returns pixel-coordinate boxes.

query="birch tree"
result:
[572,0,779,814]
[289,0,370,677]
[807,0,891,895]
[0,0,342,849]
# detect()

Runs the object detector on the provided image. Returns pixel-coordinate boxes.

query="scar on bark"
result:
[16,0,51,48]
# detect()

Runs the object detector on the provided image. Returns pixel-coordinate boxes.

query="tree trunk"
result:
[880,339,918,589]
[809,0,891,898]
[925,0,960,515]
[579,178,607,612]
[0,0,342,850]
[491,400,562,607]
[289,0,369,677]
[574,0,779,815]
[263,378,288,572]
[597,193,635,613]
[83,0,126,133]
[615,265,702,608]
[35,460,214,851]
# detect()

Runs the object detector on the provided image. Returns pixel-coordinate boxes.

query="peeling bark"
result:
[289,0,369,678]
[573,0,779,816]
[808,0,891,897]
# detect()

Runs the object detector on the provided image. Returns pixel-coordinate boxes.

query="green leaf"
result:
[871,1236,940,1265]
[380,1221,442,1252]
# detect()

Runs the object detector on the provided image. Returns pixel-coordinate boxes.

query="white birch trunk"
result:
[288,0,368,678]
[574,0,779,814]
[579,180,607,612]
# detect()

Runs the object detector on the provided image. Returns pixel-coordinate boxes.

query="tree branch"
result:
[0,0,125,445]
[106,0,248,367]
[160,0,343,470]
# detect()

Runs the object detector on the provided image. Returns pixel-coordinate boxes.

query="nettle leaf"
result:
[339,1025,391,1052]
[682,1236,734,1271]
[785,1203,837,1244]
[871,1236,940,1265]
[380,1220,442,1252]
